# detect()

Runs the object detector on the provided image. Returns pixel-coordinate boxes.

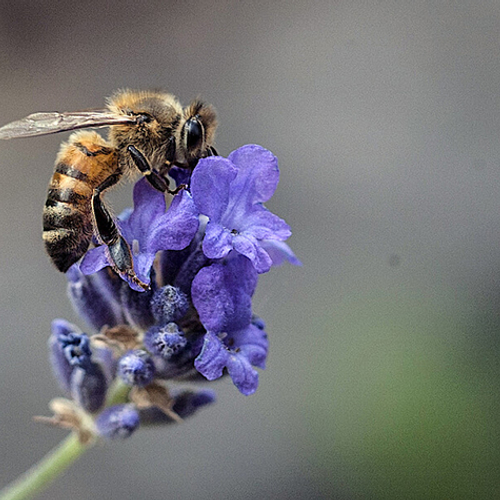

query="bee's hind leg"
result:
[92,172,149,291]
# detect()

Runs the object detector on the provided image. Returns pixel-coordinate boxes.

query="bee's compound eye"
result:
[184,116,204,152]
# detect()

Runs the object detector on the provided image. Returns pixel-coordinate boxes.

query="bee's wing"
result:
[0,110,136,139]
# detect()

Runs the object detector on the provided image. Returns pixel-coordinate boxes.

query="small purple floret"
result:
[191,145,292,274]
[118,350,156,387]
[58,331,92,369]
[144,322,187,359]
[67,265,125,330]
[194,321,269,396]
[261,240,302,267]
[95,404,140,439]
[172,389,217,418]
[150,285,189,324]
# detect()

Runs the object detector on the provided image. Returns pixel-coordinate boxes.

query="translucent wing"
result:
[0,110,136,140]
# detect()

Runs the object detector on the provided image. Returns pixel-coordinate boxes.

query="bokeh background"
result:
[1,1,500,499]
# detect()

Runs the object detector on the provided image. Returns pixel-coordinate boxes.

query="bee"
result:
[0,90,218,289]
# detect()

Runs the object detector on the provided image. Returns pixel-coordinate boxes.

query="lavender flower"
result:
[42,144,298,442]
[194,320,268,396]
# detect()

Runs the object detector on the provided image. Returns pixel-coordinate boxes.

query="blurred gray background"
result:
[1,1,500,499]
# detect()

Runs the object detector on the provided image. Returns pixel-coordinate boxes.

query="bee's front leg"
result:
[206,145,219,156]
[91,172,149,291]
[127,145,186,195]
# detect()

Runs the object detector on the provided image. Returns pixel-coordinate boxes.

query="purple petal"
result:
[194,332,229,381]
[80,245,149,293]
[148,190,199,253]
[191,253,257,332]
[127,178,166,243]
[261,240,302,267]
[168,166,192,188]
[226,354,259,396]
[131,252,155,289]
[231,323,269,369]
[239,206,291,241]
[233,234,273,274]
[190,156,237,220]
[194,330,263,395]
[228,145,280,205]
[202,222,233,259]
[80,246,110,275]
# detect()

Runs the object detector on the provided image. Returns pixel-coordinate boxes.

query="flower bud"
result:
[118,350,155,387]
[67,265,125,331]
[144,322,187,359]
[95,404,140,439]
[71,363,107,413]
[150,286,189,324]
[119,274,155,330]
[49,319,81,394]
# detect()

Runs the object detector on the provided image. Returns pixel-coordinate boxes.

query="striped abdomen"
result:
[43,131,117,272]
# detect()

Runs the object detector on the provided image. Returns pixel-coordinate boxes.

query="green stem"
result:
[0,433,88,500]
[0,381,130,500]
[105,379,130,407]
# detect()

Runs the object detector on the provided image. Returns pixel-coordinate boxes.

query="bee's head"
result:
[107,89,182,169]
[107,89,217,172]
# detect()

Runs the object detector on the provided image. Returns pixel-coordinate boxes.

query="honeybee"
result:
[0,90,217,289]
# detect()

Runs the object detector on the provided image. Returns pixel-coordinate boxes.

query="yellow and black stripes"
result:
[54,162,90,182]
[42,131,118,273]
[43,184,93,272]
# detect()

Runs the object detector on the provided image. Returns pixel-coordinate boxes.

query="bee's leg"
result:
[127,145,186,195]
[92,173,149,291]
[171,146,219,171]
[206,145,219,156]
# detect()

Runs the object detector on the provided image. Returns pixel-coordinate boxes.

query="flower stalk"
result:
[0,434,87,500]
